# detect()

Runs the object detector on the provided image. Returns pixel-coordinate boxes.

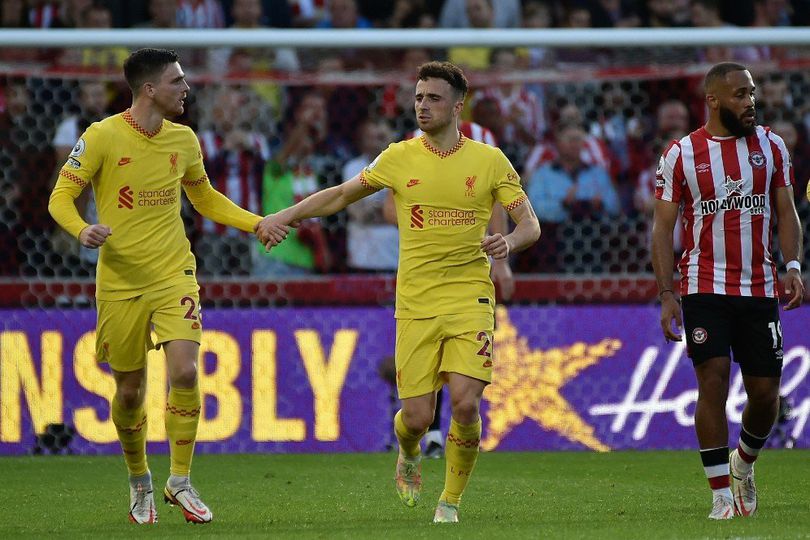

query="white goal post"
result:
[0,27,808,49]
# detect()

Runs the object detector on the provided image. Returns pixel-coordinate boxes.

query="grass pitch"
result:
[0,450,808,539]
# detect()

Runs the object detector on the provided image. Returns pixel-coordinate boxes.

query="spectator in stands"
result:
[0,78,56,276]
[518,1,554,68]
[589,0,642,27]
[627,98,690,187]
[771,120,810,203]
[221,0,293,27]
[316,0,372,28]
[342,118,398,272]
[758,74,797,124]
[557,2,610,64]
[254,92,335,276]
[289,0,327,27]
[519,122,620,272]
[196,85,270,276]
[141,0,179,28]
[447,0,497,70]
[471,48,545,154]
[522,103,613,180]
[58,2,129,68]
[50,80,112,272]
[27,0,62,27]
[753,0,793,26]
[691,0,767,62]
[176,0,226,28]
[439,0,521,28]
[208,0,300,75]
[385,0,436,28]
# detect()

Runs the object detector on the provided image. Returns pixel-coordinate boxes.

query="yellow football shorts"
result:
[95,282,202,372]
[395,312,495,399]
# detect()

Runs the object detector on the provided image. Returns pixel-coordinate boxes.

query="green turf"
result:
[0,450,808,539]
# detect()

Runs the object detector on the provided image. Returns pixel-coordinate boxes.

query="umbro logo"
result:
[118,157,132,166]
[406,178,421,188]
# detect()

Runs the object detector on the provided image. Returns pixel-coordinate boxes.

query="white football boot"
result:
[164,481,213,524]
[730,449,758,517]
[128,479,157,524]
[708,493,735,520]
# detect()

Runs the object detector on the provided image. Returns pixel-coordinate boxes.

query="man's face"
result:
[80,82,109,116]
[466,0,493,28]
[148,62,189,117]
[149,0,177,27]
[233,0,262,26]
[414,77,461,134]
[556,126,585,161]
[330,0,357,28]
[657,102,689,136]
[709,69,756,138]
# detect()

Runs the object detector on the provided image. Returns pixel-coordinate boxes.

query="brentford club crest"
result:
[692,327,708,344]
[748,151,766,169]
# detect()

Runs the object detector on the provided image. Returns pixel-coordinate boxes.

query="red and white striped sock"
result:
[734,425,769,477]
[700,446,732,499]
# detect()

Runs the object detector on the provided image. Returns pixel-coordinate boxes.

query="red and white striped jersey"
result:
[522,135,612,179]
[408,121,497,146]
[655,126,793,298]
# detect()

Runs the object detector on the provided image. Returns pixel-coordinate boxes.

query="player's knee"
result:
[402,408,433,432]
[450,400,479,425]
[116,385,145,409]
[170,363,198,388]
[746,384,779,408]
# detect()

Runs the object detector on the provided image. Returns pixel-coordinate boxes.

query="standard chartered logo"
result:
[137,187,178,207]
[412,208,475,229]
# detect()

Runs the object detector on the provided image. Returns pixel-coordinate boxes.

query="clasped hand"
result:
[255,213,299,251]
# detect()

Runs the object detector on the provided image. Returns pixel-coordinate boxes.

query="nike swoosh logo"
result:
[118,157,132,166]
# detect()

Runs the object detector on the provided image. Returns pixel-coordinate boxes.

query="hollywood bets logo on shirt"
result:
[700,175,766,216]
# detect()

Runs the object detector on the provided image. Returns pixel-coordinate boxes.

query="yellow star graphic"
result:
[481,306,622,452]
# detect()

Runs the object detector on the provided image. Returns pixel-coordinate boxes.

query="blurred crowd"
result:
[2,0,810,278]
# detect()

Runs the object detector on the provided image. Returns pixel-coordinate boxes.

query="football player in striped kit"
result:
[652,62,804,520]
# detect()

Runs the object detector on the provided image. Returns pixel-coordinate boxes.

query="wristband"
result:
[658,289,674,299]
[786,260,801,273]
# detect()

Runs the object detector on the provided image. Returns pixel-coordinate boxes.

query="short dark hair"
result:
[417,61,468,99]
[703,62,748,93]
[123,48,179,94]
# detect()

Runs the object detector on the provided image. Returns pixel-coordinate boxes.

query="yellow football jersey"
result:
[49,110,260,301]
[362,134,527,319]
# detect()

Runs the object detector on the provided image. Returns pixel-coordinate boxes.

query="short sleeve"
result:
[360,143,395,190]
[56,122,104,188]
[654,140,684,203]
[492,148,527,212]
[182,129,207,185]
[767,130,794,189]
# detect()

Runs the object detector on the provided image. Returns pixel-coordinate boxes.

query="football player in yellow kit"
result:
[49,48,287,524]
[257,61,541,523]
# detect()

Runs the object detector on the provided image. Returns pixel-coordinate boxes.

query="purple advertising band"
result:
[0,305,807,455]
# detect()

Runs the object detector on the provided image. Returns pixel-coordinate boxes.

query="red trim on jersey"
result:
[420,132,466,158]
[182,174,208,187]
[505,194,527,212]
[358,170,379,191]
[719,138,743,296]
[122,109,162,138]
[59,169,88,188]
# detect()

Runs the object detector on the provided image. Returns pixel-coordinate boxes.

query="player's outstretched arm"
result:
[651,199,682,340]
[257,174,375,247]
[184,178,263,233]
[774,185,804,310]
[481,199,540,260]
